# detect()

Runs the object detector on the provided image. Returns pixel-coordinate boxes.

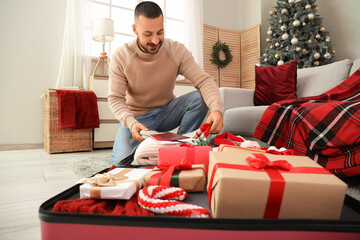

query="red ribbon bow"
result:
[246,153,292,218]
[148,159,193,187]
[246,155,293,170]
[260,147,294,155]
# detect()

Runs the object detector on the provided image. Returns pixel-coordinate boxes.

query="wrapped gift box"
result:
[80,168,152,200]
[143,164,206,192]
[158,146,212,174]
[208,152,347,219]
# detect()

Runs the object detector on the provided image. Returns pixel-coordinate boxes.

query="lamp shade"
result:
[92,18,114,42]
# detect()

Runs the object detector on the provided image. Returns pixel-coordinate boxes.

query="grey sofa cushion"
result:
[222,105,269,136]
[350,58,360,76]
[296,59,353,98]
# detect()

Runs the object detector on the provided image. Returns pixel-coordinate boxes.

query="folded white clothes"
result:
[132,137,181,165]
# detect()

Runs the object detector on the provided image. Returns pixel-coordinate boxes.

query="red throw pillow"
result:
[254,60,298,106]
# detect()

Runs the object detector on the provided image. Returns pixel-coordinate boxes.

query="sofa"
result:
[219,58,360,137]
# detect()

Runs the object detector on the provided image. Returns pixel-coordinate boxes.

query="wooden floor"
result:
[0,148,112,240]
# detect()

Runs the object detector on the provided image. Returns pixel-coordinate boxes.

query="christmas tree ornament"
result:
[315,6,319,11]
[264,58,268,62]
[308,13,315,20]
[279,19,283,24]
[333,50,336,54]
[269,10,275,16]
[275,42,280,47]
[267,30,273,35]
[324,52,331,59]
[288,0,295,4]
[266,38,271,43]
[282,33,289,40]
[293,19,300,27]
[316,34,321,39]
[305,4,311,10]
[277,60,285,65]
[314,61,320,66]
[291,37,299,45]
[320,27,325,32]
[303,22,307,26]
[286,46,289,51]
[275,53,280,59]
[326,36,331,42]
[296,47,302,52]
[308,39,312,44]
[281,8,288,14]
[314,52,320,59]
[281,25,287,31]
[302,48,307,52]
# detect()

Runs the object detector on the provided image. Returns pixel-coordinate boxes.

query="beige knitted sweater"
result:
[108,38,223,129]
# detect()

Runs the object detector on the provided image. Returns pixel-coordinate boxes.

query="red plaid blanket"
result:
[254,69,360,178]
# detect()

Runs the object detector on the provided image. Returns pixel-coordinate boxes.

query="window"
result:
[84,0,186,58]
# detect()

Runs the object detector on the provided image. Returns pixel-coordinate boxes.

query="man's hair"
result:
[135,1,163,20]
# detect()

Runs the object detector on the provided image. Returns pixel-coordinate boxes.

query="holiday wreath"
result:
[210,41,233,69]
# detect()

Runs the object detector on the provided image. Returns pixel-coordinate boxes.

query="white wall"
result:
[203,0,261,31]
[0,0,66,145]
[203,0,243,30]
[0,0,359,147]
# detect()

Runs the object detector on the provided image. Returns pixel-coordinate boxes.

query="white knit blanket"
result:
[132,138,181,165]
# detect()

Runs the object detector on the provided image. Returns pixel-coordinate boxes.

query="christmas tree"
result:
[260,0,335,68]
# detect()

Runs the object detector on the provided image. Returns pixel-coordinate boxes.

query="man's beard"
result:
[137,38,163,54]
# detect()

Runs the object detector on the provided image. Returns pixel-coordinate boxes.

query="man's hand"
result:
[130,122,148,142]
[206,110,223,134]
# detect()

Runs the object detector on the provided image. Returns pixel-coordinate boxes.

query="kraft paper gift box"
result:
[79,168,152,200]
[158,146,212,175]
[207,152,347,219]
[142,164,206,192]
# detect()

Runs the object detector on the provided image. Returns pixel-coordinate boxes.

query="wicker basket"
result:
[43,90,92,153]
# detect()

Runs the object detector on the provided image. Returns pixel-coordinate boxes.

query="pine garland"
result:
[210,41,233,69]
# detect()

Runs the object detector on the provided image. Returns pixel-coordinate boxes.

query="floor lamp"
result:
[91,18,114,77]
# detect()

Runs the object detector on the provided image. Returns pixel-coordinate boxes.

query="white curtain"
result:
[185,0,204,67]
[55,0,92,90]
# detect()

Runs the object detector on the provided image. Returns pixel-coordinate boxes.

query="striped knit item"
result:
[193,123,212,144]
[137,186,210,218]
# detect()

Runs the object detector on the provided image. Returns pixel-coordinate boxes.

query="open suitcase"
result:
[39,168,360,240]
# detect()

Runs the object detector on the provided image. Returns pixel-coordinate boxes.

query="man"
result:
[108,1,223,165]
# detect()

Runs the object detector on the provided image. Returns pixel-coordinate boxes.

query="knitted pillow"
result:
[254,60,298,106]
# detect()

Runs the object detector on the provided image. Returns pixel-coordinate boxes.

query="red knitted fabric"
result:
[53,193,154,216]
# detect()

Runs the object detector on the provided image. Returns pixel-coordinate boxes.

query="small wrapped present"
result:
[79,168,152,200]
[207,151,347,219]
[143,162,206,192]
[158,145,212,174]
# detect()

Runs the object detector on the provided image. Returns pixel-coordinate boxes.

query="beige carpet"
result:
[67,155,112,179]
